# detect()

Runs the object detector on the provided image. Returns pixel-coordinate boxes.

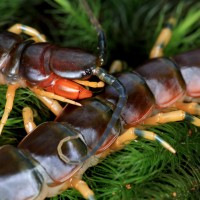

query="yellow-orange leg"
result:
[35,95,63,116]
[30,87,82,107]
[109,60,124,74]
[74,80,104,88]
[142,110,200,127]
[174,102,200,116]
[149,18,176,58]
[70,177,95,200]
[22,107,36,134]
[0,84,19,134]
[8,24,46,42]
[101,127,176,159]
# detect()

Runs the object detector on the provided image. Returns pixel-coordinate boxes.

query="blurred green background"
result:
[0,0,200,199]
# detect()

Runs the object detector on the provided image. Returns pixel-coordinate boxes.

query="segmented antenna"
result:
[58,0,127,164]
[80,0,106,65]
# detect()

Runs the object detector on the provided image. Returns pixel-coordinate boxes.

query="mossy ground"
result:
[0,1,200,199]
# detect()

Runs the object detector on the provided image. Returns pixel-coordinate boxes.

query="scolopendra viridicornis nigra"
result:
[1,14,200,199]
[0,1,200,200]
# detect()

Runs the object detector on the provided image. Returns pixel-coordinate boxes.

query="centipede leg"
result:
[70,177,95,200]
[0,84,19,135]
[30,87,82,106]
[149,18,176,58]
[8,24,46,42]
[22,107,36,134]
[35,95,63,116]
[101,127,176,159]
[109,60,124,74]
[174,102,200,115]
[74,79,105,88]
[142,110,200,126]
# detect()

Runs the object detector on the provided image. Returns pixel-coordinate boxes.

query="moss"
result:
[0,0,199,199]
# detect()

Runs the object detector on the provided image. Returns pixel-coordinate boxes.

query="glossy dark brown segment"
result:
[19,122,87,182]
[56,97,121,152]
[101,72,155,126]
[49,47,96,79]
[20,44,97,84]
[20,43,52,83]
[0,32,23,75]
[0,145,43,200]
[136,58,186,108]
[173,49,200,97]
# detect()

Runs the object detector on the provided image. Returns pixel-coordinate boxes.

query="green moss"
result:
[0,0,199,200]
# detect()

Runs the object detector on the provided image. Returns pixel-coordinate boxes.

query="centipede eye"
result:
[79,68,93,79]
[85,68,92,76]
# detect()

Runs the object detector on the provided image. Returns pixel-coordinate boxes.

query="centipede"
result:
[0,13,200,198]
[0,1,200,200]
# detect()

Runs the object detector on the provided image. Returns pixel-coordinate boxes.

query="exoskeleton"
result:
[2,43,200,199]
[1,3,200,200]
[0,97,122,200]
[0,0,127,155]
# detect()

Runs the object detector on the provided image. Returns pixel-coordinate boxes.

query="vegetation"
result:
[0,0,199,199]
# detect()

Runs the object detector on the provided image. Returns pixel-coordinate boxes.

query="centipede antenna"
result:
[80,0,106,65]
[80,70,126,163]
[55,1,127,164]
[62,67,126,164]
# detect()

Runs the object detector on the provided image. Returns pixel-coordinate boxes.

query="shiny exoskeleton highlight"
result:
[1,47,200,199]
[1,3,200,200]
